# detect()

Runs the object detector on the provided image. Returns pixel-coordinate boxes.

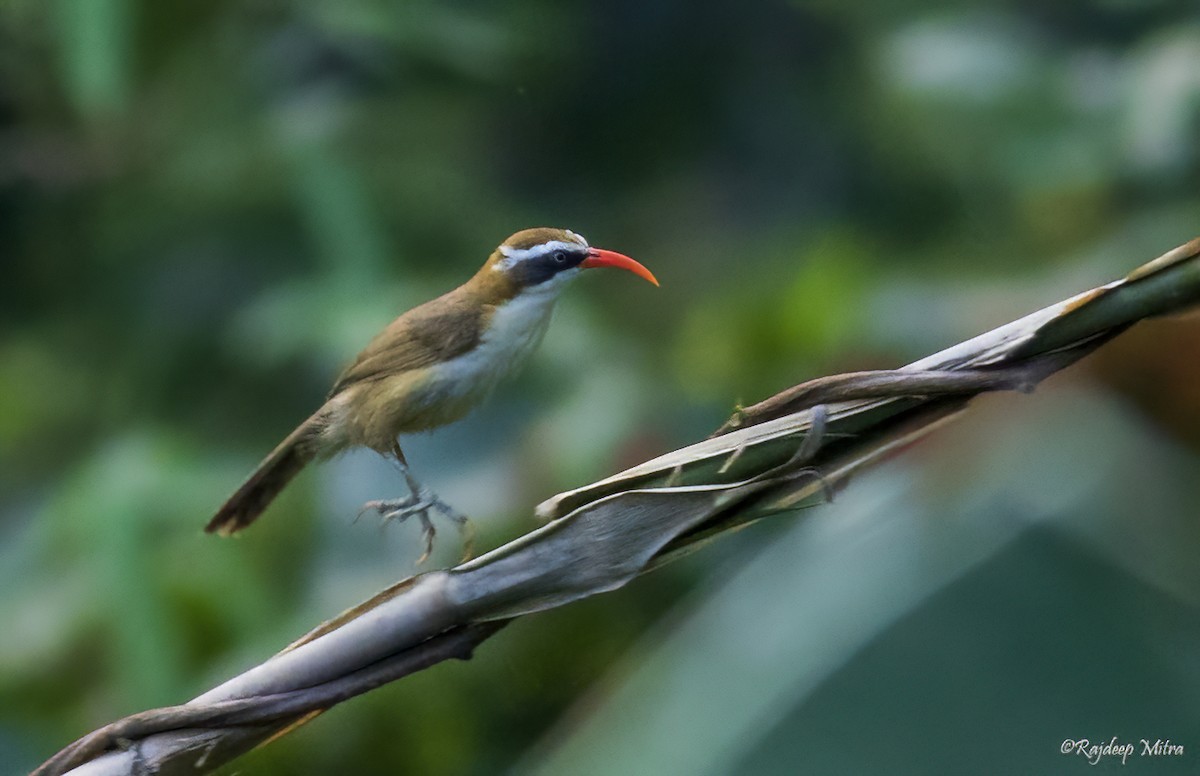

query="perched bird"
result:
[206,227,658,558]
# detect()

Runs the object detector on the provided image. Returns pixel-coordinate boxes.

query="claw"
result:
[456,517,476,563]
[360,477,476,565]
[415,511,435,565]
[359,448,479,564]
[356,499,389,524]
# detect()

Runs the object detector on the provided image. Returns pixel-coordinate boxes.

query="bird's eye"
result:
[552,250,568,264]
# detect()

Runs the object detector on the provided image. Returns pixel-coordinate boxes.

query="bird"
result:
[205,227,658,560]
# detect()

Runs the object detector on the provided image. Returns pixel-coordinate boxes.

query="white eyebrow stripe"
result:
[494,239,588,271]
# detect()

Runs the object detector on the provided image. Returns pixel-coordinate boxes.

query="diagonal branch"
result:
[34,237,1200,776]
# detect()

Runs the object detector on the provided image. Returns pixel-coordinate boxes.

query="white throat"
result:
[433,270,578,403]
[482,271,577,357]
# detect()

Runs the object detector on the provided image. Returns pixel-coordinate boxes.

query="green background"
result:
[2,1,1199,773]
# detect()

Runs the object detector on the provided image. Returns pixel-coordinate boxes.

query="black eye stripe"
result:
[509,245,587,285]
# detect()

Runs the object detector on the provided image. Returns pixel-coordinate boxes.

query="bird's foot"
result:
[359,489,476,565]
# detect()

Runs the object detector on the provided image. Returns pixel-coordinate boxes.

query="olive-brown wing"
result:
[328,289,488,398]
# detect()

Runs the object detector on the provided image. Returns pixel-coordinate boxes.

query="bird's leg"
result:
[359,443,476,564]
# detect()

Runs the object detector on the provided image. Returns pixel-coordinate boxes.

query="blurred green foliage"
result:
[2,0,1199,773]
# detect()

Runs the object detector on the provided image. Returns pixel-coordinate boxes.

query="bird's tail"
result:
[205,412,325,536]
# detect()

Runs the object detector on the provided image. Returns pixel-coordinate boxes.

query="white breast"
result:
[422,274,574,412]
